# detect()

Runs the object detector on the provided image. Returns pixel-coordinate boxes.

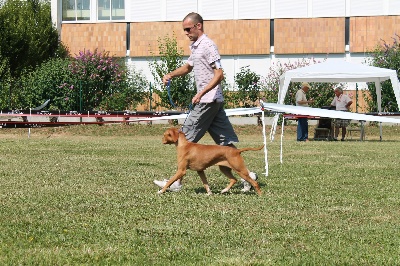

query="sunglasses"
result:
[183,24,197,32]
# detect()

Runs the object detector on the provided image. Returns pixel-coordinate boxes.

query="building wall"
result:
[350,16,400,52]
[61,16,400,58]
[128,19,270,57]
[61,23,126,57]
[274,17,345,54]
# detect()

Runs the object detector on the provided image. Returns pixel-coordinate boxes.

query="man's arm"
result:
[345,100,353,109]
[162,63,193,85]
[192,68,223,104]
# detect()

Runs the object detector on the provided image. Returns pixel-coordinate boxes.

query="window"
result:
[98,0,125,21]
[62,0,90,21]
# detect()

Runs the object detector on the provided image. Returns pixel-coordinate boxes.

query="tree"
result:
[366,34,400,112]
[225,66,261,108]
[148,34,196,111]
[0,0,68,79]
[262,58,336,108]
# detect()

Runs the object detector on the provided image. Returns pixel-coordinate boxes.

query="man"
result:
[330,87,353,141]
[295,82,314,141]
[153,12,257,192]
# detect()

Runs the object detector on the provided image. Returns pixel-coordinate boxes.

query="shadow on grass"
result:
[192,180,267,195]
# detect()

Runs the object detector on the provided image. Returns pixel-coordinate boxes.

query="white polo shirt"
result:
[187,34,224,103]
[331,94,352,111]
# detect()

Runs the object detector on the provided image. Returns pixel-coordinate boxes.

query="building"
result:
[51,0,400,95]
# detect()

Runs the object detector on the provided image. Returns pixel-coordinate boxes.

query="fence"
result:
[0,79,371,112]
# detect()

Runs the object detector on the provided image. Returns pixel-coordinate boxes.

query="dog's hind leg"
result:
[235,170,262,196]
[218,166,237,194]
[197,171,212,195]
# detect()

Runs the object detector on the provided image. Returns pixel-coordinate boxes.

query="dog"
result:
[158,127,263,195]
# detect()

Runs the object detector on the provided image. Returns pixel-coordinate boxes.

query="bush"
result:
[16,58,72,110]
[262,58,336,108]
[148,34,196,111]
[225,66,261,108]
[365,34,400,112]
[4,50,148,111]
[59,49,146,111]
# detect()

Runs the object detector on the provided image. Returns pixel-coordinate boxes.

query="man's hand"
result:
[162,74,173,86]
[192,92,202,104]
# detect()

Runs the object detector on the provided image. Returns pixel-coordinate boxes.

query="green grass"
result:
[0,124,399,265]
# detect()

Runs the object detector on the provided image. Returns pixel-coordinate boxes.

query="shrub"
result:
[365,34,400,112]
[54,49,147,111]
[7,50,147,111]
[148,34,196,111]
[262,58,336,108]
[225,66,261,108]
[16,58,72,110]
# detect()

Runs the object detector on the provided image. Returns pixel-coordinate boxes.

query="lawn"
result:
[0,123,399,265]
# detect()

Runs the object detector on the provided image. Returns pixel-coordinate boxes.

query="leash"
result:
[166,80,177,109]
[166,79,193,126]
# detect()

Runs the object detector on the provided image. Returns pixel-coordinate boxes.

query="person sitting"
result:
[330,87,353,141]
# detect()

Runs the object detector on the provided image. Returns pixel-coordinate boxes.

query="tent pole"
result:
[280,116,285,164]
[375,81,383,141]
[261,109,269,176]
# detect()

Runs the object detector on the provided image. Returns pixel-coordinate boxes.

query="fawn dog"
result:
[158,127,263,195]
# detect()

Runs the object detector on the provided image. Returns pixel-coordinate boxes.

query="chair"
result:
[346,121,365,140]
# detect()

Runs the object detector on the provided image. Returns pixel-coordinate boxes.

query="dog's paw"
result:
[157,190,163,195]
[207,191,213,196]
[220,188,229,194]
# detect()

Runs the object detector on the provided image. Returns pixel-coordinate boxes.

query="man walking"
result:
[153,12,257,192]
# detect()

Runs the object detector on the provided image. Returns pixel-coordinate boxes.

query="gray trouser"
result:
[182,102,239,145]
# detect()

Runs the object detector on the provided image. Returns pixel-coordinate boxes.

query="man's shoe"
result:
[153,179,182,192]
[241,172,258,192]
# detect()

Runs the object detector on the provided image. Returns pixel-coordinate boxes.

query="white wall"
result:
[52,0,400,26]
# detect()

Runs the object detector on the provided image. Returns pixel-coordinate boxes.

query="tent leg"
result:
[280,116,285,164]
[261,110,268,176]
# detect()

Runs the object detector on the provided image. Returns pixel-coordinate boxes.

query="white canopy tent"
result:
[277,60,400,110]
[273,60,400,140]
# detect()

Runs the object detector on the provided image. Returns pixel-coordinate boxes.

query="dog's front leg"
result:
[158,169,185,194]
[197,171,212,195]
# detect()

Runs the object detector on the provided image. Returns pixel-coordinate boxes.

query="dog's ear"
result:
[163,128,178,144]
[170,128,179,142]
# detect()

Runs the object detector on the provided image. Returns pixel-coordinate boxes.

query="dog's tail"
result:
[238,145,264,153]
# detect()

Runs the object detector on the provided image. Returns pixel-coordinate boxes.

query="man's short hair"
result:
[335,87,343,93]
[183,12,204,24]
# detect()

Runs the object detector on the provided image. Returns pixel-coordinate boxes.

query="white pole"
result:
[280,116,285,164]
[261,110,268,176]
